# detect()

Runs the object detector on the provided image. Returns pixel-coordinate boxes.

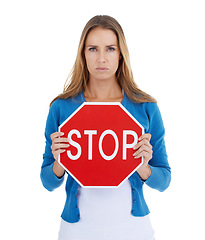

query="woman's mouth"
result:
[95,67,109,72]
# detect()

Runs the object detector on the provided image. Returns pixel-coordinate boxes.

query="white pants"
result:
[58,218,155,240]
[58,181,155,240]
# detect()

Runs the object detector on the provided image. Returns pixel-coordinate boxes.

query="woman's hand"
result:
[133,133,153,181]
[51,132,70,161]
[50,132,69,178]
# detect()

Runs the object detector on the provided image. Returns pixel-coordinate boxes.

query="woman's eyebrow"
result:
[106,44,117,47]
[86,45,97,48]
[86,44,117,48]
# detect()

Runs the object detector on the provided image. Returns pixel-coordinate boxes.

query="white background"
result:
[0,0,205,239]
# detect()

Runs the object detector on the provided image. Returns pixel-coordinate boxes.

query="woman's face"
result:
[84,27,121,82]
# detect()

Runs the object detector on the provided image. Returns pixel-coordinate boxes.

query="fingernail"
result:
[60,132,64,136]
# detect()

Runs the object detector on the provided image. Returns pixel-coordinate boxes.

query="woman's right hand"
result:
[50,132,69,178]
[50,132,70,161]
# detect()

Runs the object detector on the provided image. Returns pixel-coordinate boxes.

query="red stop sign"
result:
[58,102,144,188]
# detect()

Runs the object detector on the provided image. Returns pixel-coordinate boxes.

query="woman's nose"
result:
[98,51,106,63]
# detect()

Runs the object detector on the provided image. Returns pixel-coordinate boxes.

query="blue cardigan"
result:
[40,92,171,223]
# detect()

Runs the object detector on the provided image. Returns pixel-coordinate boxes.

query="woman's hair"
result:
[50,15,156,106]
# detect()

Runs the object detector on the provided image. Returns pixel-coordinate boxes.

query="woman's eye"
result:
[108,47,115,52]
[89,47,97,52]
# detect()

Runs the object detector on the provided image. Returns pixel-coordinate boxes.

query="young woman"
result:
[41,15,171,240]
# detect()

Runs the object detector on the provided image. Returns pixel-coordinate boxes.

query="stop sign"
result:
[58,102,144,188]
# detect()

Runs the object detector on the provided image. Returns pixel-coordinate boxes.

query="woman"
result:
[41,15,171,240]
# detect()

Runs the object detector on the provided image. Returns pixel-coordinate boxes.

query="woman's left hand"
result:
[133,133,153,180]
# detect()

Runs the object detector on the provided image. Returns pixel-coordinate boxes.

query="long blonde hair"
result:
[50,15,156,106]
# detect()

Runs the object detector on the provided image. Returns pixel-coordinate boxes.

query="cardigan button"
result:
[133,200,136,203]
[131,210,135,214]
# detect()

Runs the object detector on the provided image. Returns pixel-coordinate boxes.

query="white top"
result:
[58,180,155,240]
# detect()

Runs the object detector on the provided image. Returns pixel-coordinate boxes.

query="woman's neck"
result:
[84,77,123,102]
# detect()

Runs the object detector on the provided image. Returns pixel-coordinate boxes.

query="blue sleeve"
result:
[144,103,171,192]
[40,101,65,191]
